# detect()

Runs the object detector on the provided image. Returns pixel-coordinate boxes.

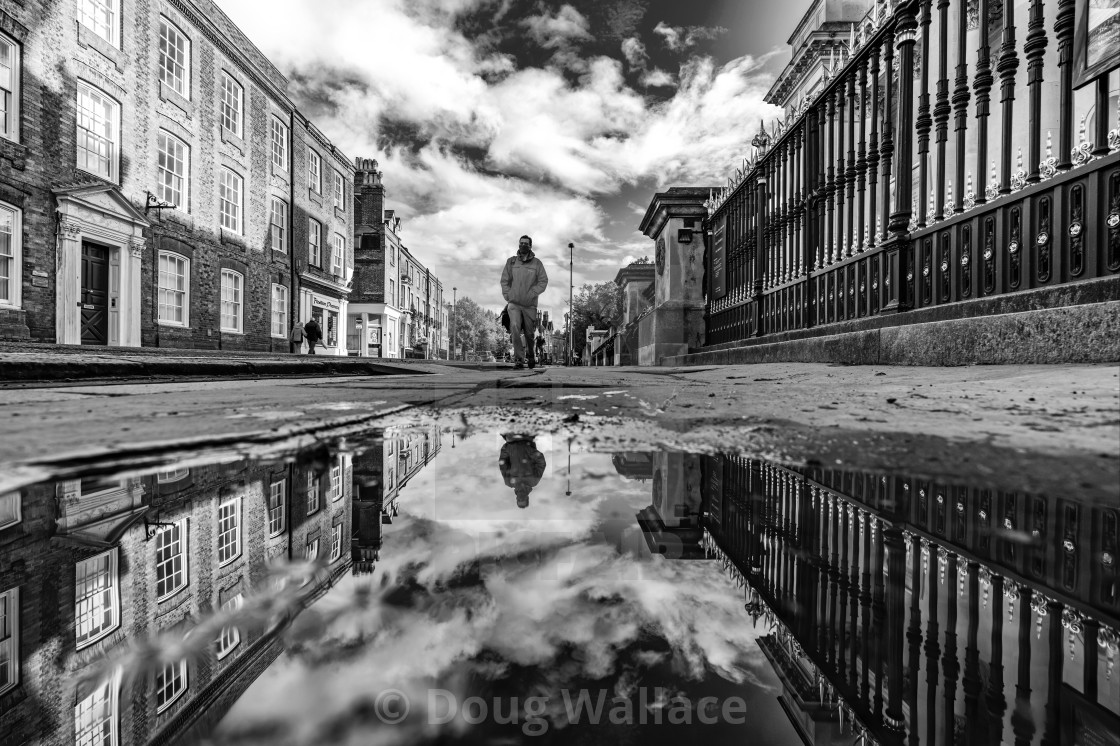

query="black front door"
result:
[80,242,109,345]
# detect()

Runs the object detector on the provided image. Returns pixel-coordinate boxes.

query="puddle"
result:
[1,427,1117,745]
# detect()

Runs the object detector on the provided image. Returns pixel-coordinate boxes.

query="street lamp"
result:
[568,242,574,367]
[452,286,457,360]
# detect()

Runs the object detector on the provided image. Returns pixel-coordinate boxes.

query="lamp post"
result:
[568,242,574,366]
[452,286,457,360]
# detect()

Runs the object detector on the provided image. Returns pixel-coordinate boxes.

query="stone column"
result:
[56,218,83,345]
[361,312,370,357]
[123,238,144,347]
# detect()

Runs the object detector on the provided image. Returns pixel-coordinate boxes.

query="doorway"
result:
[80,242,110,345]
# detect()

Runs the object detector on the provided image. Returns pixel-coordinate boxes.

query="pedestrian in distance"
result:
[303,318,324,355]
[535,333,546,367]
[289,321,306,354]
[500,235,548,370]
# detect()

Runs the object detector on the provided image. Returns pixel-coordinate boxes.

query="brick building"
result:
[348,158,446,359]
[0,451,353,745]
[0,0,353,353]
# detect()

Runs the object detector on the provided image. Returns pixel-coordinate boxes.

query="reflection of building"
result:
[635,453,707,559]
[350,426,443,574]
[0,0,353,352]
[611,452,654,481]
[0,450,354,744]
[694,455,1120,746]
[349,161,446,359]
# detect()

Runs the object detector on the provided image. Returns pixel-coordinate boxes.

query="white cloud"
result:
[217,0,779,310]
[620,36,648,69]
[653,22,729,52]
[522,4,593,49]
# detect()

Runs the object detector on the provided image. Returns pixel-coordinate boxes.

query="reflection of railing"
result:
[704,0,1120,347]
[697,455,1120,746]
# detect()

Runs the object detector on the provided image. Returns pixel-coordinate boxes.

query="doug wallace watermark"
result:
[373,687,750,736]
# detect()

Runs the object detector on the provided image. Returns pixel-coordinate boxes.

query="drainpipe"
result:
[288,111,299,349]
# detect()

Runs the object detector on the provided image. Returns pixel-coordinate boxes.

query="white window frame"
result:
[78,0,119,48]
[216,594,243,659]
[0,201,21,309]
[0,492,19,530]
[74,549,120,649]
[331,233,344,276]
[219,269,243,334]
[158,17,190,98]
[157,251,189,327]
[218,167,243,234]
[268,196,287,253]
[219,72,243,138]
[76,80,120,181]
[0,586,18,697]
[333,170,344,210]
[216,496,241,566]
[156,130,188,210]
[156,468,189,483]
[154,658,187,713]
[74,673,119,746]
[270,117,288,171]
[306,537,319,561]
[308,218,321,267]
[0,31,21,144]
[308,149,321,193]
[329,464,342,501]
[330,524,342,562]
[267,480,285,536]
[306,471,320,515]
[154,520,188,601]
[271,283,288,338]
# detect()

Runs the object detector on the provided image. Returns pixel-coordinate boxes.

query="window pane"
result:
[74,679,116,746]
[271,118,288,170]
[268,480,285,534]
[156,131,187,208]
[219,169,242,233]
[220,74,242,136]
[0,205,13,303]
[158,19,188,97]
[0,36,16,139]
[271,284,288,337]
[220,271,242,332]
[79,0,117,46]
[76,83,116,179]
[269,197,287,252]
[75,550,118,647]
[217,499,240,564]
[158,252,187,325]
[155,523,186,598]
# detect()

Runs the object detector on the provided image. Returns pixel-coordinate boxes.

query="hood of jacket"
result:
[501,250,549,307]
[516,247,536,262]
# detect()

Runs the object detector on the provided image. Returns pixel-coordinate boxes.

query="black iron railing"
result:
[704,0,1119,347]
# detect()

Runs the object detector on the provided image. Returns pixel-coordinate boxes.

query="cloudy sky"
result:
[219,0,812,313]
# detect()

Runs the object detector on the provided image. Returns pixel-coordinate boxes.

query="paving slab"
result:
[1,363,1116,504]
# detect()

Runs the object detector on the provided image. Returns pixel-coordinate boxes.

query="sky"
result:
[217,433,798,744]
[218,0,814,314]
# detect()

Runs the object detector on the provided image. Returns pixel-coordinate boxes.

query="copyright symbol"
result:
[375,689,410,724]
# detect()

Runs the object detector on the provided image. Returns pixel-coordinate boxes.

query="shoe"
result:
[514,362,525,370]
[527,358,536,369]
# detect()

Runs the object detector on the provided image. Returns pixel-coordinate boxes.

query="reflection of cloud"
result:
[218,443,774,744]
[522,4,593,49]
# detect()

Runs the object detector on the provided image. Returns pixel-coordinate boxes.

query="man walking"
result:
[500,235,548,369]
[303,317,323,355]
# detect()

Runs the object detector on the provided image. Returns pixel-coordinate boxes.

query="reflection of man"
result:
[498,434,546,509]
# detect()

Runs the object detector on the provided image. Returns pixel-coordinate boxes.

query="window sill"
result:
[220,229,247,249]
[333,206,347,219]
[156,687,186,714]
[158,80,193,117]
[221,127,246,155]
[308,190,323,207]
[76,23,124,71]
[220,329,244,335]
[75,621,121,651]
[271,163,290,180]
[157,320,190,329]
[216,642,240,661]
[217,552,241,568]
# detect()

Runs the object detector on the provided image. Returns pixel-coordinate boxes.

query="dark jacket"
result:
[500,249,548,307]
[304,319,323,343]
[499,437,546,507]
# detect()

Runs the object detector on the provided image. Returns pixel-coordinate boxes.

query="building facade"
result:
[0,451,353,745]
[349,158,446,359]
[0,0,353,353]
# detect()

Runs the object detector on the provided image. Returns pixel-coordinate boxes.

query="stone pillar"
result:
[360,312,370,357]
[123,238,144,347]
[56,218,83,345]
[637,187,714,365]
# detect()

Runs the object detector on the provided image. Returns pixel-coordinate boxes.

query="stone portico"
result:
[54,183,150,347]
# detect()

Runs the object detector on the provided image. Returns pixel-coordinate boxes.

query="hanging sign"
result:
[710,215,727,300]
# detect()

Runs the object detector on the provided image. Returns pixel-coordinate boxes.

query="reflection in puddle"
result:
[0,430,1116,745]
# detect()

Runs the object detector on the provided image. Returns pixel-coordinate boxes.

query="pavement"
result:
[1,360,1116,505]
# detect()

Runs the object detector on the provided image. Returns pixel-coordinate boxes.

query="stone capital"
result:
[58,217,82,237]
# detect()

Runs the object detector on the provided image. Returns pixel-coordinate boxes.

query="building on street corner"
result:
[349,158,446,359]
[0,0,354,352]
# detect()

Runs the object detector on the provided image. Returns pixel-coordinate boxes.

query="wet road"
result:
[1,421,1117,745]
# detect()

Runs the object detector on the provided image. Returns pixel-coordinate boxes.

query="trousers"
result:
[507,302,537,362]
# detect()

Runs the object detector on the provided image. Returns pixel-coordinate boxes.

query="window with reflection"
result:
[75,549,119,648]
[155,521,187,599]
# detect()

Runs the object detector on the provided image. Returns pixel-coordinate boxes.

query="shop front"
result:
[299,287,348,356]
